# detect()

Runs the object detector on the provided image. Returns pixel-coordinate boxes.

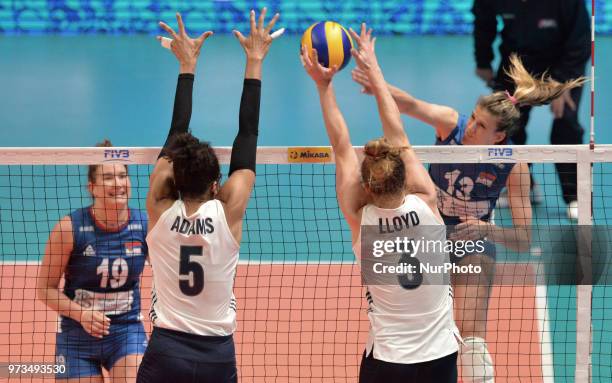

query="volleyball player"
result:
[352,54,586,381]
[37,140,148,382]
[136,9,278,383]
[301,24,460,382]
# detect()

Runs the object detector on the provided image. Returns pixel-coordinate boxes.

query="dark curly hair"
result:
[164,132,221,199]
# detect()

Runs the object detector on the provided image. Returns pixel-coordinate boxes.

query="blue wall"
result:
[0,0,609,35]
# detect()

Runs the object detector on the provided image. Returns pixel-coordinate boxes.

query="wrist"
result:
[246,56,264,64]
[179,61,197,74]
[73,308,85,322]
[315,80,332,90]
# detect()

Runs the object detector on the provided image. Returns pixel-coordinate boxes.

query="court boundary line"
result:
[536,284,555,383]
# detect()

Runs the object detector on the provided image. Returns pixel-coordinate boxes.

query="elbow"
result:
[35,286,47,304]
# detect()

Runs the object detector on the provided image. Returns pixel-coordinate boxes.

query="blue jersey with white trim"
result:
[62,207,148,328]
[428,114,515,225]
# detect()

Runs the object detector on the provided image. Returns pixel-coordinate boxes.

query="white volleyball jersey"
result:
[146,199,240,336]
[353,194,460,364]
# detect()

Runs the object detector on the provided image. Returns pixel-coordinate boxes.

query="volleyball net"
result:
[0,145,611,382]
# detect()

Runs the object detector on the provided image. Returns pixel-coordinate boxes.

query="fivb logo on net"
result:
[103,149,131,162]
[487,147,514,160]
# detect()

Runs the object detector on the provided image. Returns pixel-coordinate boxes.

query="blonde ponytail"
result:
[478,54,587,138]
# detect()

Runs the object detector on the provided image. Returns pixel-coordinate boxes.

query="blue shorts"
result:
[56,321,148,379]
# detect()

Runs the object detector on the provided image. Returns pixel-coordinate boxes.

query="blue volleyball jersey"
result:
[428,114,515,226]
[61,207,148,329]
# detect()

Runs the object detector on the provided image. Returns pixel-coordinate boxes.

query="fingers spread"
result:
[195,31,213,47]
[249,9,256,33]
[265,13,280,33]
[233,30,246,43]
[348,28,360,45]
[159,21,178,39]
[176,12,186,36]
[258,7,267,30]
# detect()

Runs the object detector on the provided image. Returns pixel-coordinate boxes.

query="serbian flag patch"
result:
[125,241,143,256]
[476,172,496,187]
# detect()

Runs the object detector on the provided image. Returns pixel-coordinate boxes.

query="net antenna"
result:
[576,3,597,380]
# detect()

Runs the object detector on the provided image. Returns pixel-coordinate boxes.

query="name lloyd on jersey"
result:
[378,211,420,234]
[170,216,215,235]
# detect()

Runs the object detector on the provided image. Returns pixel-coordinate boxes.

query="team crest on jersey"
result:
[476,172,496,187]
[125,241,143,256]
[83,245,96,257]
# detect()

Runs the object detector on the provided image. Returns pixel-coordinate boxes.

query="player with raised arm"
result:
[136,9,278,383]
[301,24,459,383]
[352,52,585,382]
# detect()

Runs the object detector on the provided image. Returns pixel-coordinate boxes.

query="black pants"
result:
[359,350,458,383]
[136,327,237,383]
[495,70,585,204]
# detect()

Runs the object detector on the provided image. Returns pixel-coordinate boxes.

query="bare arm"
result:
[349,24,439,211]
[300,46,365,242]
[36,217,110,338]
[218,8,279,242]
[351,68,458,140]
[500,162,532,251]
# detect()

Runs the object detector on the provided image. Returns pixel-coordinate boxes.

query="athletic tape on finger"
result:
[271,28,285,40]
[160,37,172,49]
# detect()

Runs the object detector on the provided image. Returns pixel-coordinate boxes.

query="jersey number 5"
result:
[179,246,205,296]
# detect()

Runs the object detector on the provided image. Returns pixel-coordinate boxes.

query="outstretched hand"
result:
[158,13,213,73]
[300,45,339,87]
[233,8,280,61]
[351,67,374,95]
[349,23,378,72]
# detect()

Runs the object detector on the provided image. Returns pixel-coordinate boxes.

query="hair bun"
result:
[364,138,403,160]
